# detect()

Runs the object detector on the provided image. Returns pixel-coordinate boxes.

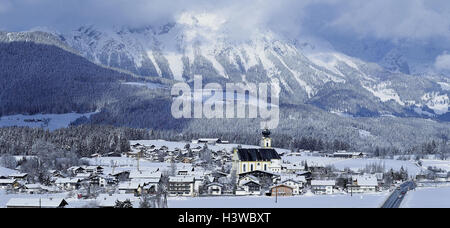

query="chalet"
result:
[6,198,68,208]
[435,173,449,182]
[311,180,336,195]
[118,181,144,195]
[329,152,364,159]
[349,175,379,193]
[54,178,81,190]
[99,175,117,187]
[129,170,161,180]
[206,182,224,195]
[233,129,282,175]
[0,179,18,189]
[85,166,104,175]
[270,184,294,196]
[282,163,305,174]
[236,180,261,196]
[278,176,307,195]
[96,194,138,208]
[68,166,86,175]
[9,173,28,181]
[111,170,130,182]
[193,138,222,145]
[296,171,313,181]
[238,170,279,185]
[168,176,195,197]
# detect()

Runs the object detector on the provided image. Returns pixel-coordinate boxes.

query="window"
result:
[250,164,254,171]
[243,164,246,173]
[264,164,268,171]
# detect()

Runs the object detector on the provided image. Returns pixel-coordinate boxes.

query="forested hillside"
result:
[0,41,149,115]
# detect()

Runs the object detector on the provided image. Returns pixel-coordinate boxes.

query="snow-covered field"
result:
[420,159,450,172]
[168,192,390,208]
[401,186,450,208]
[0,112,97,131]
[283,156,422,175]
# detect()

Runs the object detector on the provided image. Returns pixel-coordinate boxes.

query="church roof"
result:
[237,148,281,161]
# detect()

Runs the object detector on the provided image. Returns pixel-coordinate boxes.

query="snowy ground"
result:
[0,112,97,131]
[420,159,450,172]
[401,186,450,208]
[168,192,390,208]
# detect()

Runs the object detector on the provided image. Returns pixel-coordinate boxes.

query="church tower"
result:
[261,128,272,148]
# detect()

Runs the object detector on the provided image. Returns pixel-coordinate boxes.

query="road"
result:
[381,181,416,208]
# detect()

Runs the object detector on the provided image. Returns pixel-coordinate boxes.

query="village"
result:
[0,129,449,208]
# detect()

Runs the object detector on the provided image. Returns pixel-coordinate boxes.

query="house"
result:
[68,166,86,175]
[168,176,195,197]
[435,173,448,182]
[21,184,45,194]
[96,194,138,208]
[236,180,261,196]
[193,138,222,145]
[85,166,104,175]
[278,175,306,195]
[238,170,279,186]
[233,130,282,175]
[129,170,161,180]
[111,170,130,182]
[270,184,294,196]
[6,198,68,208]
[206,183,224,195]
[311,180,336,195]
[9,173,28,181]
[98,175,117,187]
[0,179,18,189]
[349,175,379,193]
[281,163,305,174]
[328,152,364,159]
[118,181,144,195]
[54,178,81,190]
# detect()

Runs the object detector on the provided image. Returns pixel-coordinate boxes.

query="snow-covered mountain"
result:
[2,12,448,118]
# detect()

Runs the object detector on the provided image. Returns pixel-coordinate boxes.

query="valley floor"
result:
[167,192,390,208]
[400,185,450,208]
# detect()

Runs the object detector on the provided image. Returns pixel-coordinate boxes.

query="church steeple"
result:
[261,128,272,148]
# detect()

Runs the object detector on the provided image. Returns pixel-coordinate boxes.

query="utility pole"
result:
[275,187,278,204]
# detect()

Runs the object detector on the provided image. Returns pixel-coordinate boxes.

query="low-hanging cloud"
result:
[435,52,450,71]
[0,0,449,41]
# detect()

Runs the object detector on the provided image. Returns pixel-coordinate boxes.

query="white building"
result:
[311,180,336,195]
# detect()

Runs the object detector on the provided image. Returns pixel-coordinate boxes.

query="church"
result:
[232,129,282,174]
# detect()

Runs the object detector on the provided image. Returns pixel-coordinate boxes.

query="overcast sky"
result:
[0,0,449,42]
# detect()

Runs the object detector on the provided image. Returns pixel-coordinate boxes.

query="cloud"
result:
[328,0,450,40]
[435,52,450,71]
[0,0,449,42]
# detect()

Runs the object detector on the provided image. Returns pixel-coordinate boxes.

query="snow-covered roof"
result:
[0,179,16,184]
[353,175,378,187]
[55,178,80,184]
[9,173,28,178]
[311,180,336,186]
[96,194,138,207]
[129,170,161,179]
[169,176,195,183]
[118,181,142,190]
[6,198,67,208]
